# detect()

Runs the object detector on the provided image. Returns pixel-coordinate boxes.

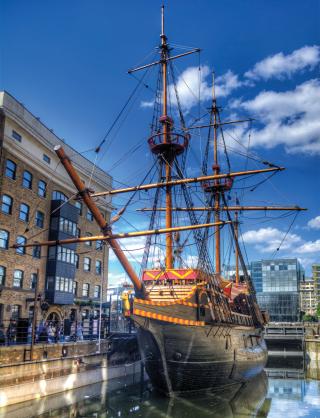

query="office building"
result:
[251,258,304,322]
[299,279,316,315]
[312,264,320,311]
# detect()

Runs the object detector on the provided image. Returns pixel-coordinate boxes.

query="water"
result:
[2,357,320,418]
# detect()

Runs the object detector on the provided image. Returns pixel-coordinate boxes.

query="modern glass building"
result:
[251,258,304,322]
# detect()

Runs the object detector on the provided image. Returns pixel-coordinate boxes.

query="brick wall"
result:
[0,119,110,324]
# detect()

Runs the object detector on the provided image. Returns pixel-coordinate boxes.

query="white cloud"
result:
[308,215,320,230]
[232,79,320,154]
[242,227,302,252]
[215,70,243,98]
[141,66,243,111]
[245,45,320,80]
[296,239,320,254]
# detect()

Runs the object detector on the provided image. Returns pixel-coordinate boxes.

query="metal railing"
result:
[0,315,134,347]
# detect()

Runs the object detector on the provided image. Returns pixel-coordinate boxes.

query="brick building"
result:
[0,91,112,327]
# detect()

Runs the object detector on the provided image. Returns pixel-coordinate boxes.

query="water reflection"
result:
[2,356,320,417]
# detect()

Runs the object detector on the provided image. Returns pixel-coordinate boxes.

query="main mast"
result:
[161,5,173,269]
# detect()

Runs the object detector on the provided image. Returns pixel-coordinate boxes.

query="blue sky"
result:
[1,0,319,282]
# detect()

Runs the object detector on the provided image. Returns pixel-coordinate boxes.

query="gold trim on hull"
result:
[133,308,205,326]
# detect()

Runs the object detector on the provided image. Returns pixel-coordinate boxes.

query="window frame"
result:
[75,201,82,215]
[43,154,51,164]
[86,210,94,221]
[0,266,6,286]
[35,211,44,228]
[0,230,9,249]
[38,180,47,198]
[5,159,17,180]
[30,273,37,289]
[83,257,91,272]
[95,260,102,275]
[13,270,23,288]
[94,285,101,298]
[32,245,41,259]
[52,190,68,202]
[12,130,22,142]
[19,203,30,222]
[1,194,13,215]
[82,283,90,297]
[16,236,26,255]
[22,170,33,189]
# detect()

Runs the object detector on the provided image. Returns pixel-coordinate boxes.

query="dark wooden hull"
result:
[134,317,268,395]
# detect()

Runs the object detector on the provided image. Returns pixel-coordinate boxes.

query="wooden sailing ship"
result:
[15,6,306,396]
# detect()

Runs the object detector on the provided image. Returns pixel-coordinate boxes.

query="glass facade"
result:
[251,258,304,322]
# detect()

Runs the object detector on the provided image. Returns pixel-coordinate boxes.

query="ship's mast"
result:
[161,5,173,269]
[235,211,239,285]
[212,73,221,277]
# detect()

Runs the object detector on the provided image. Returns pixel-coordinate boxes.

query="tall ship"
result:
[16,6,305,396]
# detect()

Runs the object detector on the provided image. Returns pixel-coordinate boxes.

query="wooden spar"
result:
[53,145,143,294]
[12,221,231,249]
[186,118,254,130]
[235,212,239,286]
[91,166,284,198]
[161,5,173,270]
[212,74,221,277]
[127,49,200,74]
[137,206,307,212]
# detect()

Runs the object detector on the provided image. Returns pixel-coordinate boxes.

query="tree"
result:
[317,303,320,318]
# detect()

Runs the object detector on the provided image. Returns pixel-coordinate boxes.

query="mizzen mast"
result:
[212,73,221,278]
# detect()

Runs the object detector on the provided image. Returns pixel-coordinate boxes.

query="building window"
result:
[11,305,20,319]
[75,254,79,269]
[75,201,82,215]
[43,154,51,164]
[95,260,102,275]
[86,210,93,221]
[73,281,78,295]
[12,130,22,142]
[5,159,17,180]
[1,194,13,214]
[19,203,30,222]
[16,236,26,255]
[58,217,77,236]
[13,270,23,288]
[22,170,32,189]
[85,232,92,246]
[56,246,76,264]
[84,257,91,272]
[35,211,44,228]
[96,240,103,250]
[30,273,37,289]
[32,245,41,259]
[94,285,101,298]
[52,190,68,201]
[82,283,90,297]
[76,227,81,238]
[38,180,47,197]
[0,266,6,286]
[55,276,73,292]
[82,309,89,319]
[0,230,9,249]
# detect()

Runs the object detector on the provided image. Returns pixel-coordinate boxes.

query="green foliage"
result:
[317,303,320,318]
[303,313,317,322]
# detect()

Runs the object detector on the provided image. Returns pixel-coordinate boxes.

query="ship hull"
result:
[134,317,267,395]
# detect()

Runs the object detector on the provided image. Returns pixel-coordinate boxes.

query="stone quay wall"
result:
[0,337,141,407]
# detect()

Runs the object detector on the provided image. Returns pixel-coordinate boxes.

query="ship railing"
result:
[231,312,254,326]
